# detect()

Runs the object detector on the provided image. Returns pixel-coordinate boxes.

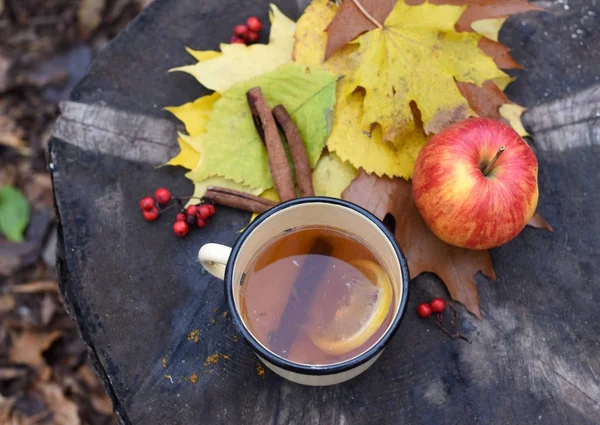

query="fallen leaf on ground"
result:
[0,185,30,242]
[527,212,553,231]
[0,116,29,153]
[0,55,11,92]
[187,64,337,191]
[9,330,62,368]
[35,383,81,425]
[171,4,296,92]
[343,171,496,318]
[40,295,56,326]
[77,0,106,39]
[10,280,57,293]
[0,367,27,381]
[0,294,15,313]
[91,393,114,416]
[324,0,396,59]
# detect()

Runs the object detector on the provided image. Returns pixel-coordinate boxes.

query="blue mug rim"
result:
[224,196,410,376]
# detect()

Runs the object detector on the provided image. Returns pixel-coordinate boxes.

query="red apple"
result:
[412,117,539,250]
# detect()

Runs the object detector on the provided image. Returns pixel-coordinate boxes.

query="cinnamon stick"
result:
[246,88,296,202]
[204,186,277,214]
[272,105,315,197]
[268,237,333,357]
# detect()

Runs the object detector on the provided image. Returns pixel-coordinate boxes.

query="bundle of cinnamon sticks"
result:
[203,87,314,213]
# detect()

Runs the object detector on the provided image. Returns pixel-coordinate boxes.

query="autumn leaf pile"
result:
[165,0,546,317]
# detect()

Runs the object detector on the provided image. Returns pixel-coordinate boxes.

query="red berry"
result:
[186,205,199,216]
[206,204,216,216]
[246,30,259,44]
[154,188,171,204]
[173,221,189,237]
[143,207,159,221]
[196,217,208,227]
[176,213,186,222]
[247,16,262,32]
[140,196,155,211]
[198,204,211,219]
[233,24,249,39]
[417,303,432,318]
[230,36,245,44]
[430,298,446,313]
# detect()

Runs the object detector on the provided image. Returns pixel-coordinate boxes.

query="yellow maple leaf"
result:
[184,48,221,62]
[167,136,200,170]
[499,104,529,137]
[312,152,357,198]
[328,91,426,178]
[471,18,506,42]
[165,95,260,198]
[294,0,426,178]
[170,4,295,92]
[165,93,220,137]
[344,0,508,143]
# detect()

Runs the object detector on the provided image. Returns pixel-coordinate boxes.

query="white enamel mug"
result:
[198,197,409,386]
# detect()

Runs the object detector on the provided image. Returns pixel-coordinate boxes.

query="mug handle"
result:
[198,243,232,280]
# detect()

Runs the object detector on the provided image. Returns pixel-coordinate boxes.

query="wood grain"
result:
[50,0,600,423]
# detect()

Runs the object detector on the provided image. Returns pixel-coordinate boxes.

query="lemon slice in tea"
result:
[309,259,393,356]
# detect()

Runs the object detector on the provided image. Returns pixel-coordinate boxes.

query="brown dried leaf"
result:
[0,294,15,313]
[9,330,62,368]
[406,0,541,33]
[10,280,57,294]
[325,0,397,59]
[478,37,522,69]
[91,393,114,416]
[456,80,510,120]
[453,1,542,32]
[343,170,496,318]
[0,55,11,93]
[40,295,56,326]
[0,367,27,381]
[0,395,15,423]
[35,383,80,425]
[77,0,107,39]
[77,365,99,389]
[527,211,554,232]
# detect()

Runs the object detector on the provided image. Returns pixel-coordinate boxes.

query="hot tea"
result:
[239,226,395,365]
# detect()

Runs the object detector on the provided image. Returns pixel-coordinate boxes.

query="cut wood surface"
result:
[50,0,600,424]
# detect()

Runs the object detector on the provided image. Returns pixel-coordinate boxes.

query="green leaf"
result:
[0,186,30,242]
[186,63,338,192]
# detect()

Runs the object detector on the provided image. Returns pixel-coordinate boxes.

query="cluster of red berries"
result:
[417,298,446,318]
[416,297,470,343]
[230,16,263,45]
[139,188,216,237]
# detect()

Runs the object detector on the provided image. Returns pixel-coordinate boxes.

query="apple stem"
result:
[482,146,506,176]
